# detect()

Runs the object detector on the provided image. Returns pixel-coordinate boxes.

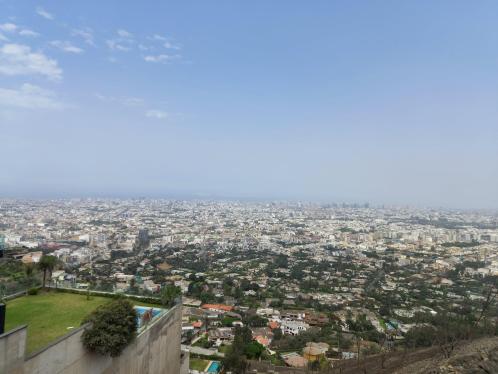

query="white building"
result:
[280,320,309,335]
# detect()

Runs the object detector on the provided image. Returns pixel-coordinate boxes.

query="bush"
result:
[81,299,138,357]
[27,287,39,295]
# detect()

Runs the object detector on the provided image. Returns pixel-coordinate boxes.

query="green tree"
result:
[222,326,253,373]
[160,284,181,308]
[38,255,57,289]
[81,299,138,357]
[245,341,265,359]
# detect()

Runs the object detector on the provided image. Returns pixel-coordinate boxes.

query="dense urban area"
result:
[2,199,498,373]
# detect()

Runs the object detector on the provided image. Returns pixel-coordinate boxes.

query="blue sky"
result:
[0,1,497,208]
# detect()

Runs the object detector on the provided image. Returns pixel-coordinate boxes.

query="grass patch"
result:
[218,344,230,353]
[4,291,158,353]
[190,357,209,371]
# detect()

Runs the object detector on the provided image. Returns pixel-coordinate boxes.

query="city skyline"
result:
[1,1,497,209]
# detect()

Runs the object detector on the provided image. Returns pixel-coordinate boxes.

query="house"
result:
[21,251,42,264]
[268,321,280,330]
[281,352,308,368]
[201,304,234,313]
[208,327,234,345]
[282,310,306,320]
[143,280,160,293]
[280,320,309,335]
[303,342,329,362]
[251,327,273,347]
[305,312,329,326]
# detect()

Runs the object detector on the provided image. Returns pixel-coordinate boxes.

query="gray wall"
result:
[0,304,182,374]
[0,325,27,374]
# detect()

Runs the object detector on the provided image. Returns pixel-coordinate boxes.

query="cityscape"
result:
[2,1,498,373]
[1,199,498,372]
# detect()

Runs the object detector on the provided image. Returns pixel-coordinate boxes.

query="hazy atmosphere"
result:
[1,0,497,208]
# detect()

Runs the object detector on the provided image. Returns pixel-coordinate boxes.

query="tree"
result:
[223,346,248,374]
[245,341,265,359]
[81,299,138,357]
[222,326,253,374]
[24,263,34,278]
[160,284,181,308]
[273,328,283,340]
[38,255,57,289]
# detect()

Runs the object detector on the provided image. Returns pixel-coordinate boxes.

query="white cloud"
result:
[19,29,40,37]
[50,40,84,54]
[148,34,181,50]
[0,44,62,80]
[117,29,133,39]
[36,7,54,20]
[0,23,39,38]
[144,54,180,63]
[106,39,131,52]
[0,33,8,42]
[150,34,167,41]
[95,93,112,101]
[0,23,17,32]
[146,109,168,119]
[0,83,62,110]
[72,28,95,46]
[106,29,135,52]
[163,41,181,50]
[95,93,144,107]
[123,97,145,107]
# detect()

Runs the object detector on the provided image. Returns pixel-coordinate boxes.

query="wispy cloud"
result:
[0,43,62,80]
[50,40,84,54]
[145,109,168,119]
[143,54,181,63]
[19,29,40,37]
[148,34,181,50]
[71,28,95,46]
[106,39,131,52]
[95,93,144,107]
[106,29,135,52]
[150,34,167,42]
[0,23,17,32]
[36,7,54,20]
[117,29,133,39]
[123,97,145,107]
[163,41,181,50]
[0,23,39,38]
[0,83,63,110]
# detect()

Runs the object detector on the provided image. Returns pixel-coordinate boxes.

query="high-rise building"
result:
[137,229,150,248]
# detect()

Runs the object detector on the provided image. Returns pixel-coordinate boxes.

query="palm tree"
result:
[38,255,57,289]
[24,263,33,277]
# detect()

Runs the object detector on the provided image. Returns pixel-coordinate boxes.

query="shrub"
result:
[81,299,138,357]
[27,287,39,295]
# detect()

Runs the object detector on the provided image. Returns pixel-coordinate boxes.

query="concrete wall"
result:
[0,325,27,374]
[0,304,182,374]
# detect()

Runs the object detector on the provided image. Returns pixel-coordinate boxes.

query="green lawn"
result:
[189,357,209,371]
[4,291,158,353]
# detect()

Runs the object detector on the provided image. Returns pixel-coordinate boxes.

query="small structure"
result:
[281,352,308,368]
[303,342,329,362]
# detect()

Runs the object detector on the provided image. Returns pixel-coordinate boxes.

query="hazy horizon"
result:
[1,1,497,209]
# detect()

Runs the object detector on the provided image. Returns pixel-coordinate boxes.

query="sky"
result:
[0,1,497,209]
